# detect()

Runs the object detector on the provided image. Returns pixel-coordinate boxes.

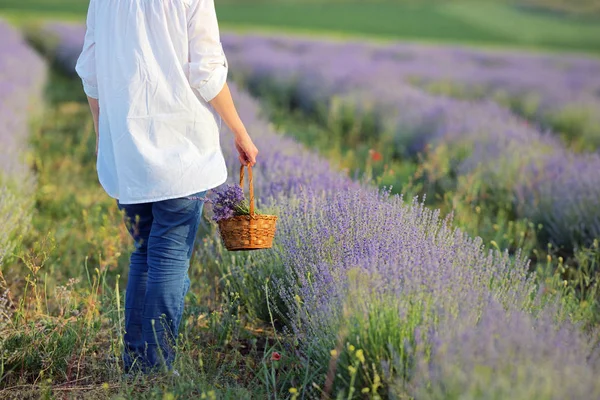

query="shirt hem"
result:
[114,173,228,205]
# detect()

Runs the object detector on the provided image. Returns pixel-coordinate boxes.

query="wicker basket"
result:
[217,165,278,251]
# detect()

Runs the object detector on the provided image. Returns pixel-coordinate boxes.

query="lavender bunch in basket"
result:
[211,184,251,222]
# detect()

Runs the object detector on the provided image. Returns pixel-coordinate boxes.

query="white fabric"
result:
[76,0,228,204]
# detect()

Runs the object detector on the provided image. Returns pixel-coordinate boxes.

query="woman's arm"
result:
[187,0,258,166]
[76,0,100,156]
[209,83,258,166]
[87,96,100,156]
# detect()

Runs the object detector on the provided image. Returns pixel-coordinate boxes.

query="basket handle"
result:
[239,164,255,216]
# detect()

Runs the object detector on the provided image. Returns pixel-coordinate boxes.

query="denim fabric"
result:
[117,191,206,372]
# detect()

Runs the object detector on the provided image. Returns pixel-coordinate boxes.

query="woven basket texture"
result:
[218,165,277,251]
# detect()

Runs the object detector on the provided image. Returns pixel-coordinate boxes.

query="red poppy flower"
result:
[271,351,281,361]
[369,149,383,162]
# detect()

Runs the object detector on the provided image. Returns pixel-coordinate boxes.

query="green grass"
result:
[217,1,600,53]
[440,2,600,52]
[0,0,87,22]
[2,0,600,54]
[218,2,507,42]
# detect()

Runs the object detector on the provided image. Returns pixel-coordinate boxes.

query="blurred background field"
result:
[1,0,600,52]
[1,0,600,399]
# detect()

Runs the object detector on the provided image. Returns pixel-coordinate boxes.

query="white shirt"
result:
[76,0,228,204]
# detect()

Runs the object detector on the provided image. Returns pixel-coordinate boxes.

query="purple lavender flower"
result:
[210,184,250,222]
[0,20,46,178]
[38,22,85,75]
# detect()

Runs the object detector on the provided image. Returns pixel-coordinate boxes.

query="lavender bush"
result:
[0,20,47,266]
[246,186,600,398]
[218,89,600,396]
[224,34,600,149]
[40,23,600,398]
[516,150,600,246]
[33,22,84,74]
[221,33,600,248]
[410,301,600,399]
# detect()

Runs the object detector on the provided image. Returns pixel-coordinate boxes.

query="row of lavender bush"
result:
[0,20,47,267]
[224,87,600,399]
[39,22,600,398]
[224,34,600,149]
[220,33,600,248]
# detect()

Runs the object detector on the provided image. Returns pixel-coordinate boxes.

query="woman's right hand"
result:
[235,133,259,167]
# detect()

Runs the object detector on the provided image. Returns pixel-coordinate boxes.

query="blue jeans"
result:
[117,191,206,372]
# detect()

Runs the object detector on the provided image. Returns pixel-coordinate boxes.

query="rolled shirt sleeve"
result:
[187,0,228,102]
[75,0,98,99]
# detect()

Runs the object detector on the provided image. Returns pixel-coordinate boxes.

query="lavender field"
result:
[222,33,600,151]
[218,33,600,249]
[1,17,600,399]
[0,21,46,269]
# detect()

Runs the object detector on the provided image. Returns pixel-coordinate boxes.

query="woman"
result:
[75,0,258,373]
